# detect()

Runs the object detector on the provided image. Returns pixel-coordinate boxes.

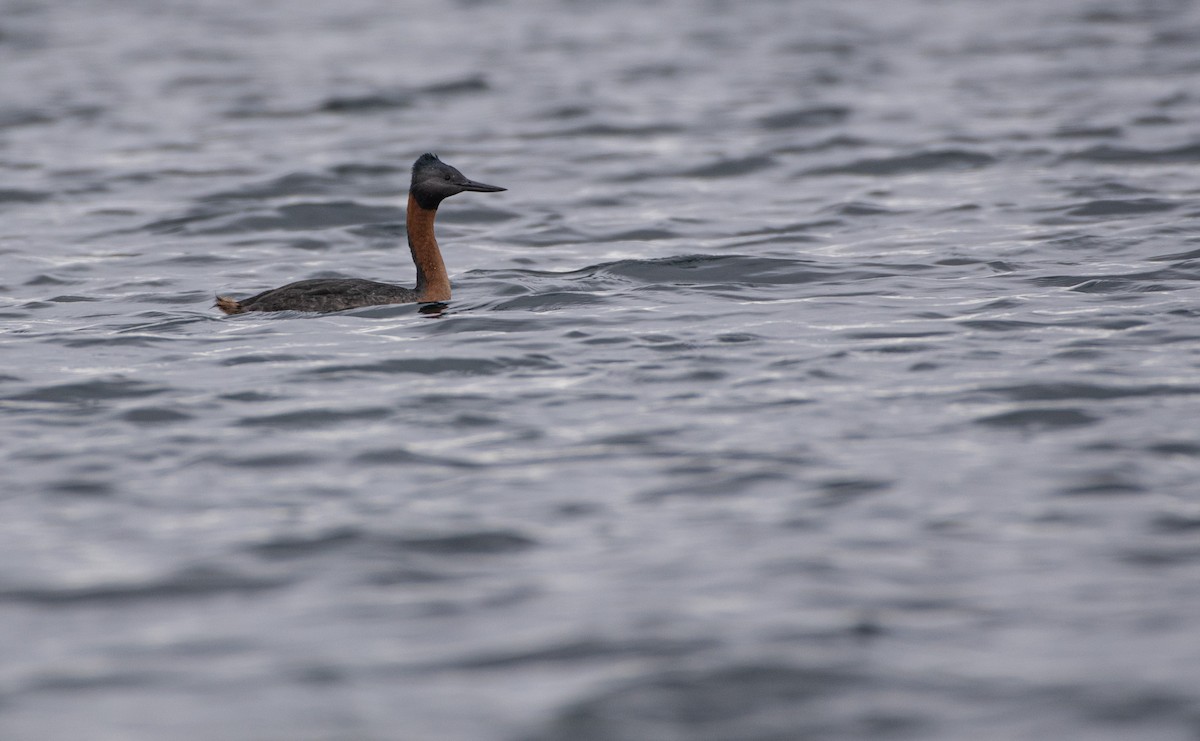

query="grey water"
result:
[3,0,1200,738]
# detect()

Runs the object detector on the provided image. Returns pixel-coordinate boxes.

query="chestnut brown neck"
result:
[406,193,450,302]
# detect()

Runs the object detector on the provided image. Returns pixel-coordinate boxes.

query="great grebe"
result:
[215,153,505,314]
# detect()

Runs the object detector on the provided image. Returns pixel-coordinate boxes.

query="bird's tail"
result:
[214,296,244,315]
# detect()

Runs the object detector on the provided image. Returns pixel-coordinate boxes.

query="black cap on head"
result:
[413,152,442,174]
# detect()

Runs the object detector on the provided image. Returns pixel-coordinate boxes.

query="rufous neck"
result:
[407,193,450,302]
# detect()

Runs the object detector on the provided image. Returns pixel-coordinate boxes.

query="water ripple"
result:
[0,566,289,606]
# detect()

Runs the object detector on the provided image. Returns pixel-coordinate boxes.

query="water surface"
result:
[3,1,1200,739]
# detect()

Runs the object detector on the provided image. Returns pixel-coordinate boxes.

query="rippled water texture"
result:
[4,0,1200,738]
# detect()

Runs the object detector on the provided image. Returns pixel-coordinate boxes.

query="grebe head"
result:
[410,153,505,210]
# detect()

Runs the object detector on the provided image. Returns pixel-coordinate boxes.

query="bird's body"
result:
[215,278,419,314]
[215,154,504,314]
